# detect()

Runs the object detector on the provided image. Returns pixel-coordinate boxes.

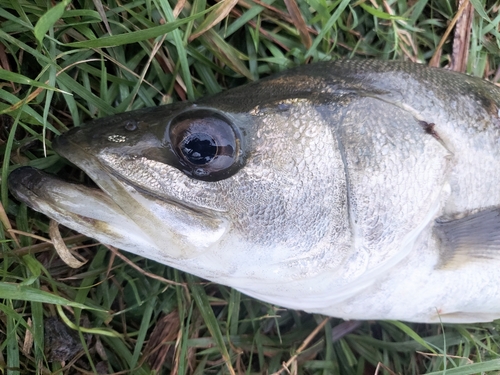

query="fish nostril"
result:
[124,120,138,132]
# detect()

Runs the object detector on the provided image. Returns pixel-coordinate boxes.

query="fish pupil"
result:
[181,133,217,165]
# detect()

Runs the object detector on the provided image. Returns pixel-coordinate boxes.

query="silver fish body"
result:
[9,60,500,323]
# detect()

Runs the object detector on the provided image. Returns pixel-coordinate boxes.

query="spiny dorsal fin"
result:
[435,207,500,269]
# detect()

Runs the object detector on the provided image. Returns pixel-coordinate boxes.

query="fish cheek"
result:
[215,102,350,273]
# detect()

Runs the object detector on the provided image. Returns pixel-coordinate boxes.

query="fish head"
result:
[9,88,351,302]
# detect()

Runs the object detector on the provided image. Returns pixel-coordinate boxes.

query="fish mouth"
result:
[8,133,227,261]
[7,165,160,257]
[8,166,112,221]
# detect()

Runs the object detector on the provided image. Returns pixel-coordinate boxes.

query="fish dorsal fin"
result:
[435,207,500,268]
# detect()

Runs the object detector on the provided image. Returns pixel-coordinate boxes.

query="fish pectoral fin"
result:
[435,207,500,268]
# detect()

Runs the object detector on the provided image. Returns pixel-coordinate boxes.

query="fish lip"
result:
[9,165,98,202]
[8,166,105,213]
[8,166,50,207]
[9,166,45,196]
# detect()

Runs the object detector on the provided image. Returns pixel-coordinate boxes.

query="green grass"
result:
[1,0,500,374]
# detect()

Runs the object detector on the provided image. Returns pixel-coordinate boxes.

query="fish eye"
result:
[169,111,238,179]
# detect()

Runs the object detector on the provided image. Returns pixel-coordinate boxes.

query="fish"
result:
[8,59,500,323]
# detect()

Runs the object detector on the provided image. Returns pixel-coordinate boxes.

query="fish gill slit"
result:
[332,110,360,249]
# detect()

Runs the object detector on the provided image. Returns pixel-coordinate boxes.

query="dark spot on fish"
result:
[419,120,442,142]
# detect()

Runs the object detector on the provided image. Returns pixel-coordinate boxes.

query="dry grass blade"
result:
[429,0,471,67]
[0,234,88,258]
[450,0,474,72]
[141,311,181,371]
[189,0,239,41]
[104,244,185,286]
[92,0,112,35]
[0,201,19,247]
[283,0,312,49]
[272,317,330,375]
[374,362,399,375]
[416,350,474,364]
[22,318,33,356]
[8,229,52,243]
[49,220,88,268]
[173,0,187,18]
[0,43,11,73]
